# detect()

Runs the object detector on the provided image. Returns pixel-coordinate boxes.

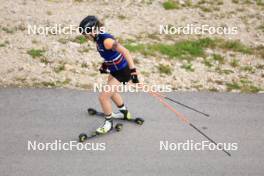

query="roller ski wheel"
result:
[88,108,97,115]
[135,118,144,125]
[115,123,123,132]
[79,133,88,142]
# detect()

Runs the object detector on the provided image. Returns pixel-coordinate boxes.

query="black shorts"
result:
[110,65,131,84]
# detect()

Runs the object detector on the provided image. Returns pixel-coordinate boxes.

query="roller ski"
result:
[87,108,144,125]
[79,119,123,142]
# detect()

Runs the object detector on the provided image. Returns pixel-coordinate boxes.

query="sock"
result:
[105,113,113,120]
[118,104,127,111]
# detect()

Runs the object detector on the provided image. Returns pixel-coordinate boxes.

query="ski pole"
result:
[149,92,231,157]
[151,92,210,117]
[127,82,209,117]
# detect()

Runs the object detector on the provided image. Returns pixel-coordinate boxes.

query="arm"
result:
[103,38,135,69]
[104,38,139,83]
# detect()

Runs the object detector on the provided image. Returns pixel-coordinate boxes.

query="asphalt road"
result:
[0,88,263,176]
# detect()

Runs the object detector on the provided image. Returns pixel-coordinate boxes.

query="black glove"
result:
[99,62,108,74]
[130,68,139,83]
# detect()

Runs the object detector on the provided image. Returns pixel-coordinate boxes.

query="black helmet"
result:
[79,16,99,35]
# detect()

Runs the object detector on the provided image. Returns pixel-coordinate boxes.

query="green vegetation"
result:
[0,43,6,47]
[40,57,51,65]
[212,54,225,64]
[125,38,215,60]
[218,40,252,54]
[162,0,180,10]
[33,78,71,88]
[72,35,86,44]
[230,58,239,67]
[208,88,218,92]
[256,64,264,69]
[255,45,264,59]
[256,0,264,6]
[203,57,213,67]
[157,64,172,75]
[215,67,234,75]
[125,37,253,61]
[257,24,264,32]
[1,40,9,47]
[226,79,262,93]
[81,62,88,68]
[78,47,90,53]
[241,65,255,73]
[42,81,56,87]
[226,82,241,91]
[54,64,65,73]
[32,39,38,44]
[117,15,126,20]
[195,0,223,12]
[2,27,14,34]
[46,11,52,15]
[231,0,264,6]
[181,63,194,72]
[27,49,45,58]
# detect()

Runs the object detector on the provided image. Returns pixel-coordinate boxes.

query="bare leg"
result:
[98,75,121,115]
[111,93,124,107]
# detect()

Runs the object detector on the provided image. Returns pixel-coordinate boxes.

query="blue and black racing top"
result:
[95,33,128,73]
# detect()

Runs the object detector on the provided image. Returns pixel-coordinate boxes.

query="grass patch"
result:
[230,58,239,67]
[2,27,14,34]
[157,64,172,75]
[117,15,126,20]
[226,82,241,91]
[125,37,254,60]
[181,63,195,72]
[46,11,52,15]
[0,43,6,47]
[218,40,252,54]
[42,82,56,87]
[209,88,219,92]
[27,49,45,58]
[78,47,90,53]
[81,62,88,68]
[255,45,264,59]
[40,57,51,64]
[241,65,255,73]
[212,54,225,64]
[163,0,180,10]
[226,79,262,93]
[125,38,214,60]
[203,58,213,67]
[241,85,262,93]
[72,35,86,44]
[221,69,234,74]
[54,64,65,73]
[232,0,239,3]
[256,0,264,6]
[256,64,264,69]
[257,24,264,32]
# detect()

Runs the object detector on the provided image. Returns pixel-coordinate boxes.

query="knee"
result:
[99,92,110,102]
